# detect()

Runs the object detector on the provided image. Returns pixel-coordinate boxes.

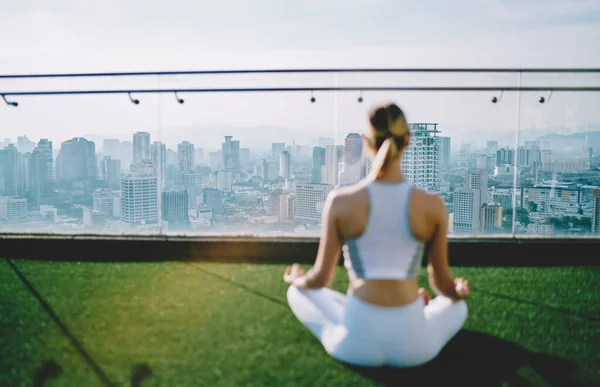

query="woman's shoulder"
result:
[411,188,447,214]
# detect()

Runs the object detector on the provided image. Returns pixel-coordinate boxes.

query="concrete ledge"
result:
[0,233,598,266]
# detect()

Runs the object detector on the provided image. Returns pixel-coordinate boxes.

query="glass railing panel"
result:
[0,70,598,238]
[515,72,600,237]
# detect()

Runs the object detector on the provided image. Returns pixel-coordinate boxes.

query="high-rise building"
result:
[162,190,189,230]
[16,153,29,196]
[101,158,121,189]
[17,136,36,154]
[55,137,96,183]
[339,133,364,186]
[402,123,440,192]
[480,204,503,234]
[452,188,481,234]
[466,169,488,204]
[217,170,233,191]
[280,151,292,180]
[295,183,334,224]
[222,136,240,172]
[592,189,600,234]
[129,160,154,176]
[177,141,195,172]
[102,139,121,159]
[151,141,167,188]
[203,188,224,214]
[485,141,499,155]
[93,189,120,218]
[496,148,514,166]
[311,147,326,184]
[267,190,294,223]
[476,155,495,175]
[272,143,286,160]
[0,144,18,196]
[120,175,159,225]
[28,139,54,206]
[0,196,27,220]
[325,145,344,186]
[438,136,451,170]
[133,132,150,163]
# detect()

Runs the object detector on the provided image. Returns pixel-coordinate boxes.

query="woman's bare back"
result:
[332,181,444,306]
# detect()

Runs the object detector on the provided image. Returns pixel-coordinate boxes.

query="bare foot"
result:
[418,288,431,306]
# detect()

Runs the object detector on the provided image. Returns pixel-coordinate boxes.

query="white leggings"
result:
[287,286,468,367]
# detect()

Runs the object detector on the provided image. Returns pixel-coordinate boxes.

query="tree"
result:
[528,201,538,212]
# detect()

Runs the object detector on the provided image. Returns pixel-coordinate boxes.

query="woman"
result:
[284,102,470,368]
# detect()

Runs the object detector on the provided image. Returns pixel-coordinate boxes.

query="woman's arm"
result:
[292,191,342,289]
[426,195,465,300]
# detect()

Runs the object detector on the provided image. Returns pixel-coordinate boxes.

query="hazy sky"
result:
[1,0,599,149]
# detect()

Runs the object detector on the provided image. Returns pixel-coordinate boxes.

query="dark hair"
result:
[367,103,409,178]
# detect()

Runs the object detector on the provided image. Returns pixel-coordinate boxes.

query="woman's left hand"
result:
[283,263,305,284]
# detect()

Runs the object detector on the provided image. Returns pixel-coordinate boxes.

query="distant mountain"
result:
[458,123,600,150]
[537,130,600,151]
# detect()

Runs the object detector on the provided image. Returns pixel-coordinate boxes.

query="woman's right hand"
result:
[454,277,470,300]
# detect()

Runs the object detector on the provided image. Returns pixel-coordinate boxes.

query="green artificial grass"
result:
[1,259,599,386]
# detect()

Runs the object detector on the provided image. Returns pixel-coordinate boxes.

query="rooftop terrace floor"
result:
[1,259,599,386]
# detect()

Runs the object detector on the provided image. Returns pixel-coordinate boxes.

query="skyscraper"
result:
[177,141,195,172]
[466,169,488,204]
[324,145,344,186]
[162,190,189,230]
[272,143,286,160]
[55,137,96,183]
[151,141,167,188]
[222,136,240,172]
[438,136,451,170]
[0,144,18,196]
[311,147,326,184]
[402,123,440,192]
[28,139,54,206]
[100,156,121,189]
[280,151,292,180]
[339,133,364,186]
[120,175,158,225]
[133,132,150,163]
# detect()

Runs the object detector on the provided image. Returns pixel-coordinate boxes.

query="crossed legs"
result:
[287,286,468,367]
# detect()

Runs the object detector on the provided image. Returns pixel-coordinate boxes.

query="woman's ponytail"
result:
[369,137,398,179]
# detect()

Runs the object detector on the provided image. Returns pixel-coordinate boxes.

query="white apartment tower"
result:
[466,169,489,204]
[401,123,440,192]
[295,183,334,224]
[120,175,159,225]
[452,188,481,234]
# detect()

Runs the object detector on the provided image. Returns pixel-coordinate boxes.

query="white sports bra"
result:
[342,181,425,280]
